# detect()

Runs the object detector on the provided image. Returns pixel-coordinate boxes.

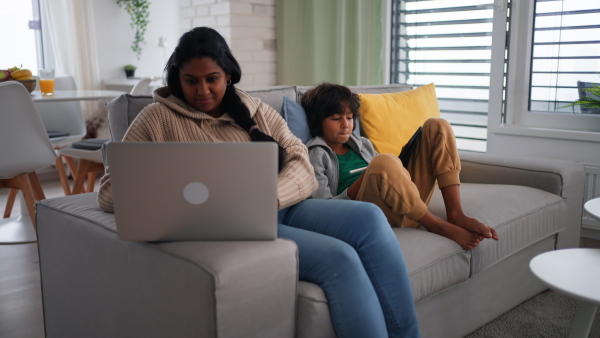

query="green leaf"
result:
[116,0,151,60]
[561,84,600,112]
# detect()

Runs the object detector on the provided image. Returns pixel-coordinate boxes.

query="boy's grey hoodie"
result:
[306,133,378,199]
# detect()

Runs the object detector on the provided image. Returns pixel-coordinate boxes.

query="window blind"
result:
[391,0,496,152]
[529,0,600,114]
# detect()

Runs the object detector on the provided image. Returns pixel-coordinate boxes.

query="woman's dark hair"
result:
[300,83,360,137]
[165,27,286,171]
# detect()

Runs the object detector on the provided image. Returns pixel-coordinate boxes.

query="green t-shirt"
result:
[336,149,368,195]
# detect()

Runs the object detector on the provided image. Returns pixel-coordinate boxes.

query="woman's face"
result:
[179,57,231,118]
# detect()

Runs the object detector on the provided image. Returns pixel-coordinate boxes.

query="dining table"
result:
[1,88,127,245]
[31,89,127,102]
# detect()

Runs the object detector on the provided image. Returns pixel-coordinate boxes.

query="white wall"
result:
[91,0,277,90]
[179,0,278,91]
[488,131,600,163]
[92,0,180,84]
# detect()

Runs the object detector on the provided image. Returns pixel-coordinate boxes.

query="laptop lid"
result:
[106,142,278,241]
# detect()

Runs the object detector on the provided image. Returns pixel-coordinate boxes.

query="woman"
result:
[97,27,419,337]
[301,83,499,251]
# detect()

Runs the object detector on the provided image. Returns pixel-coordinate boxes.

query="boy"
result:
[301,83,498,250]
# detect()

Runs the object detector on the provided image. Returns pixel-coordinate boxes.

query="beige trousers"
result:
[355,118,461,228]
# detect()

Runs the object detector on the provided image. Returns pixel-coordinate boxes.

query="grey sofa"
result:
[36,84,586,338]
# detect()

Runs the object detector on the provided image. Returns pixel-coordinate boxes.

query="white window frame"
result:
[488,0,600,143]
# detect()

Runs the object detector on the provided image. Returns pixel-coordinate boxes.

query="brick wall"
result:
[179,0,277,90]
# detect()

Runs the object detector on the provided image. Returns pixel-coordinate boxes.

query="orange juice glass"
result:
[39,79,55,95]
[38,69,55,95]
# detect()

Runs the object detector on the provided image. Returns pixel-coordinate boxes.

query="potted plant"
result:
[563,83,600,114]
[124,64,137,78]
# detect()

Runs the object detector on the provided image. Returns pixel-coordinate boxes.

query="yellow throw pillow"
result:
[358,83,440,155]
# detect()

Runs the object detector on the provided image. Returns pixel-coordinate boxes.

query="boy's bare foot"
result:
[448,214,499,241]
[417,212,483,250]
[440,185,499,241]
[433,222,483,251]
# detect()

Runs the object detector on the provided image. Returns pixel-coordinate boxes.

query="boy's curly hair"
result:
[300,83,360,137]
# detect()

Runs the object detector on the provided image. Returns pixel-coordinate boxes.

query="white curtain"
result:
[41,0,101,90]
[41,0,107,138]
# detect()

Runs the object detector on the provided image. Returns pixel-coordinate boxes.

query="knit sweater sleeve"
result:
[96,107,162,212]
[255,103,318,209]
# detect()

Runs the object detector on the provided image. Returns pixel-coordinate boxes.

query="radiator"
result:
[583,164,600,233]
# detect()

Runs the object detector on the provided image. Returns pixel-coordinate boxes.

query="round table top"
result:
[530,248,600,305]
[30,89,126,102]
[585,198,600,220]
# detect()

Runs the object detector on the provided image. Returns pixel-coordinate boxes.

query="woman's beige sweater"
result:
[97,87,317,212]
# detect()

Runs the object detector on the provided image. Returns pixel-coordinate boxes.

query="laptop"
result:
[106,142,278,242]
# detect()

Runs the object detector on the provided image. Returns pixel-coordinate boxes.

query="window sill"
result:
[489,125,600,143]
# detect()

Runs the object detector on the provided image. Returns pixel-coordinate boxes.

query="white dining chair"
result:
[56,77,155,195]
[58,141,105,195]
[34,75,87,149]
[130,76,153,95]
[33,75,87,195]
[0,82,57,243]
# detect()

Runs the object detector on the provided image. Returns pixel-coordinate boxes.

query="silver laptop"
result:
[106,142,278,241]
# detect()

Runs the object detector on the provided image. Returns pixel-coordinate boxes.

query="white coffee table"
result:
[584,197,600,221]
[530,248,600,337]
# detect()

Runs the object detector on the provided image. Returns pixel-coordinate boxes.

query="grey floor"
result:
[1,173,600,338]
[0,243,44,338]
[0,172,99,338]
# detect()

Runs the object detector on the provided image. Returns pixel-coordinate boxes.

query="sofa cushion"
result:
[281,96,361,143]
[427,183,567,275]
[357,83,440,156]
[295,84,415,143]
[247,86,297,116]
[294,226,471,324]
[294,227,472,333]
[395,227,471,303]
[296,281,337,338]
[296,85,414,146]
[282,96,312,143]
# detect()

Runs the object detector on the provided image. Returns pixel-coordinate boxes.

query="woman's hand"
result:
[347,171,366,200]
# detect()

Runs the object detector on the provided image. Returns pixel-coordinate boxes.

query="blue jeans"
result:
[278,199,420,338]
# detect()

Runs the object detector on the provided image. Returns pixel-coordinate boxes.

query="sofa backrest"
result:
[106,94,154,142]
[105,84,415,143]
[246,86,296,117]
[105,87,297,143]
[297,84,413,98]
[246,84,414,117]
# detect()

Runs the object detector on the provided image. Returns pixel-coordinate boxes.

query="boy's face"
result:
[321,104,354,148]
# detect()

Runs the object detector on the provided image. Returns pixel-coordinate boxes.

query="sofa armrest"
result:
[36,193,297,338]
[458,151,586,248]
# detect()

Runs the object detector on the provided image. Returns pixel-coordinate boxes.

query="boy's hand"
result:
[347,171,366,200]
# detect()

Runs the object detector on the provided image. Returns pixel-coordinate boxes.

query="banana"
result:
[16,76,34,81]
[11,69,33,80]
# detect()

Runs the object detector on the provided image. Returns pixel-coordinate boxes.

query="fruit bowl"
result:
[14,79,36,93]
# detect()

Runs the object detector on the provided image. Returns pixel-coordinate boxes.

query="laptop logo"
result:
[183,182,209,205]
